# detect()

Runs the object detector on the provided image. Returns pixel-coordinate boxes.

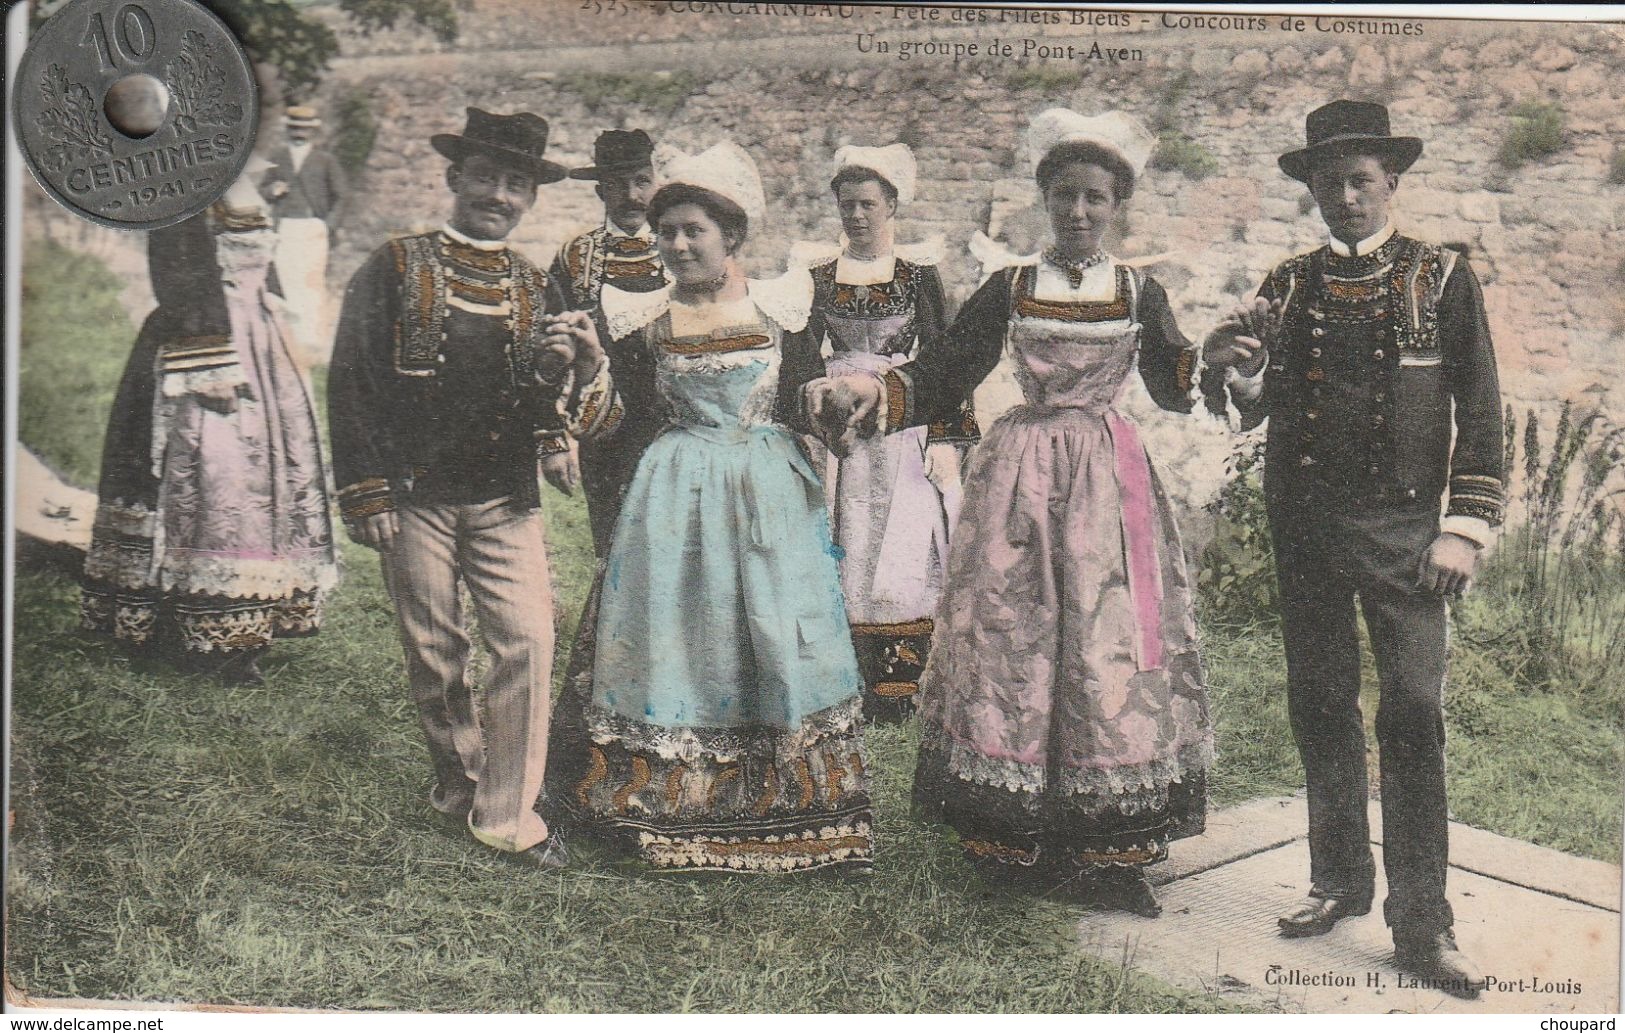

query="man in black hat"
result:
[546,129,668,554]
[1203,99,1504,995]
[329,108,602,868]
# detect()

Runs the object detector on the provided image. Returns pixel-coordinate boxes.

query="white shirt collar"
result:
[604,216,651,240]
[834,247,896,287]
[1328,219,1396,257]
[441,223,506,251]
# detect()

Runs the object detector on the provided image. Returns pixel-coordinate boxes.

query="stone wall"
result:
[306,7,1624,521]
[22,6,1625,528]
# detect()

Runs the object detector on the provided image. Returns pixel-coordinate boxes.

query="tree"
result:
[31,0,459,98]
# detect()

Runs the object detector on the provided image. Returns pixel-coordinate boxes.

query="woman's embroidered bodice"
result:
[653,301,786,433]
[1006,261,1141,415]
[812,257,919,357]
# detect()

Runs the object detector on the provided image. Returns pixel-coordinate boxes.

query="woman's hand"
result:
[923,441,962,495]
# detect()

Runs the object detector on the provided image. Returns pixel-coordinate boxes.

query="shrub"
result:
[1004,66,1079,93]
[1197,437,1278,626]
[1609,148,1625,185]
[1469,402,1625,705]
[1151,131,1219,180]
[556,71,702,118]
[1496,100,1567,169]
[332,88,377,173]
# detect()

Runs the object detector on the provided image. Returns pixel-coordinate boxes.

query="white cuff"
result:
[872,372,889,433]
[1225,357,1266,403]
[1440,515,1494,549]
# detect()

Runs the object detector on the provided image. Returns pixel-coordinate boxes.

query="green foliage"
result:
[1005,66,1080,93]
[1149,72,1191,134]
[11,247,1624,1007]
[1496,100,1567,170]
[1469,403,1625,704]
[1197,439,1278,627]
[339,0,458,42]
[555,71,703,119]
[1151,132,1219,181]
[18,238,133,487]
[204,0,459,97]
[331,89,378,174]
[1148,80,1216,181]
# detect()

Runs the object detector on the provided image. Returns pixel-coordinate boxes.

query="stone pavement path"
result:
[1079,796,1621,1014]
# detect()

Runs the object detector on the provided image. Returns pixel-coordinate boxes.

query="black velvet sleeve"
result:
[776,318,828,436]
[882,267,1013,433]
[1440,258,1506,524]
[327,244,404,520]
[1136,275,1198,415]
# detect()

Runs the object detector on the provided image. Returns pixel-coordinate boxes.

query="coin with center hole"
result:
[12,0,258,230]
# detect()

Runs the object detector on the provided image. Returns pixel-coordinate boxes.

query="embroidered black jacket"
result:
[1204,234,1505,524]
[327,231,569,522]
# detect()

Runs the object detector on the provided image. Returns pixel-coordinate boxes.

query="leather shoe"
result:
[510,832,571,870]
[1394,930,1484,1000]
[1277,892,1372,938]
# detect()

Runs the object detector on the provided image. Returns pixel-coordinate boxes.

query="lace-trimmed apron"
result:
[912,264,1211,867]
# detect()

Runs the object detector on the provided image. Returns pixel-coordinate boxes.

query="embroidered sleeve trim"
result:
[337,478,394,520]
[535,431,573,457]
[882,367,911,433]
[926,402,982,443]
[1447,473,1506,525]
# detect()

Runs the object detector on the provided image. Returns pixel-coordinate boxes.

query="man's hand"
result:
[350,511,400,551]
[1203,296,1282,376]
[194,381,243,414]
[264,179,290,201]
[540,451,579,496]
[1417,532,1480,597]
[807,374,884,458]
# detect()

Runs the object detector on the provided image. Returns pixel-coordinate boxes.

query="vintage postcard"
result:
[5,0,1623,1018]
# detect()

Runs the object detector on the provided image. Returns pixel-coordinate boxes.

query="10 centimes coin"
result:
[12,0,258,230]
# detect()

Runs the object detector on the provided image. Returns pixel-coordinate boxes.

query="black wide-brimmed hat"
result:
[569,129,656,181]
[431,107,568,184]
[1278,100,1423,184]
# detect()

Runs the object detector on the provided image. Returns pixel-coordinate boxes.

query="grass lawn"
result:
[6,239,1620,1011]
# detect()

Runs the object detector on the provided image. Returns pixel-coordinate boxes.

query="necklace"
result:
[843,243,882,262]
[674,269,731,299]
[1043,247,1108,289]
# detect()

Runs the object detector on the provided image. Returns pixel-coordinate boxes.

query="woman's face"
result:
[836,179,895,251]
[1043,161,1122,257]
[657,202,733,285]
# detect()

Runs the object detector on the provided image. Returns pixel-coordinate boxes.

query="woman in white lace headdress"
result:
[809,110,1215,913]
[544,141,873,874]
[790,143,975,723]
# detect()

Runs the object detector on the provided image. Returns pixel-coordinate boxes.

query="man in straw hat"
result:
[547,128,668,553]
[263,105,347,364]
[1202,99,1504,996]
[328,108,601,868]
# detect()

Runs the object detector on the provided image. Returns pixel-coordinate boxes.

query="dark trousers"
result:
[1268,491,1454,941]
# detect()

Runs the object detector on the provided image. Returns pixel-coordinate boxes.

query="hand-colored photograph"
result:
[6,0,1622,1016]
